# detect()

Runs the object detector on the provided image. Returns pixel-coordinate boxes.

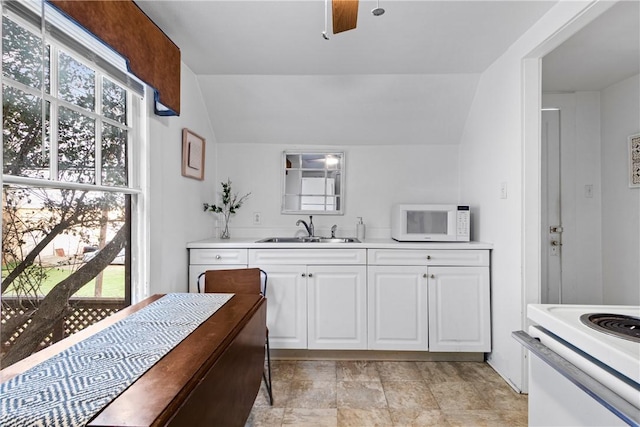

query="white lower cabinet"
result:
[259,265,308,349]
[428,266,491,352]
[249,249,367,350]
[308,265,367,350]
[367,266,428,350]
[367,249,491,352]
[189,246,491,353]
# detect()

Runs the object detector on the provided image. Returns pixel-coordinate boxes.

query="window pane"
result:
[2,84,50,178]
[58,106,95,183]
[2,16,49,91]
[1,185,128,363]
[58,51,95,111]
[102,123,127,186]
[102,77,127,125]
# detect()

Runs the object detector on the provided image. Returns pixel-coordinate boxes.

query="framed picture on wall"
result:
[182,128,206,180]
[629,133,640,188]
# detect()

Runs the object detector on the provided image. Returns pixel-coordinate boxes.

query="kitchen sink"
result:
[256,237,360,243]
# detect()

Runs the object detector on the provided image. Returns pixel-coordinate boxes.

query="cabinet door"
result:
[307,265,367,350]
[367,265,428,350]
[428,266,491,352]
[256,265,307,349]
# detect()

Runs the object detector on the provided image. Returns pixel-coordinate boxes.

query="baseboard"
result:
[270,349,485,362]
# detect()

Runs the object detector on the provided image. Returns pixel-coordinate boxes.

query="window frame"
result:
[1,4,150,302]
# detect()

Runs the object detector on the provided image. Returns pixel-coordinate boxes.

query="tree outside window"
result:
[1,10,138,368]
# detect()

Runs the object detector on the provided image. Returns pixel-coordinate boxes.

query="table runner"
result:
[0,293,233,427]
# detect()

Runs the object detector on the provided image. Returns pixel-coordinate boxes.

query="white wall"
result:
[600,73,640,304]
[542,92,603,304]
[214,144,460,239]
[458,1,597,391]
[147,63,218,295]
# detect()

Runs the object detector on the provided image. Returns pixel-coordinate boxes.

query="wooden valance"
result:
[49,0,181,116]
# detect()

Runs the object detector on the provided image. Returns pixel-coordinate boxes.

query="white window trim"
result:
[1,3,150,303]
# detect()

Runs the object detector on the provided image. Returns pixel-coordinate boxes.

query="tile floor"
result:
[246,360,528,426]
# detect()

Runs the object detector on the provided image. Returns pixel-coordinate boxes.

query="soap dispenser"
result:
[356,217,366,240]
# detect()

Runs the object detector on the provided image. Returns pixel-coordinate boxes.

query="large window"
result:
[1,2,145,368]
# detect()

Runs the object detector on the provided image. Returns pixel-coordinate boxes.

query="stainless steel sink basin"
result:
[256,237,360,243]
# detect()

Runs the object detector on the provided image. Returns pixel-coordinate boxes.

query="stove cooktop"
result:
[528,304,640,384]
[580,313,640,343]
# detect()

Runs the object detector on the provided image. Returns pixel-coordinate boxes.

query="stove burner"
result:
[580,313,640,343]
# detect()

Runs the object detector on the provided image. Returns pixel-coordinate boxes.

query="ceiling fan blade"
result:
[332,0,359,34]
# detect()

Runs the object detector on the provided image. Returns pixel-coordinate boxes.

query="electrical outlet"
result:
[253,212,262,225]
[500,182,508,199]
[585,184,593,198]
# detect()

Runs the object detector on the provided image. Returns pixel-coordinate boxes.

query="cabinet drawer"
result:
[190,249,248,265]
[368,249,489,266]
[249,249,366,265]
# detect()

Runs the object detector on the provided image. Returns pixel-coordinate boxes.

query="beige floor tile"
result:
[472,381,528,412]
[382,380,439,410]
[254,379,291,408]
[337,381,387,409]
[282,408,338,426]
[337,360,381,382]
[245,407,284,427]
[376,361,422,381]
[497,410,528,427]
[416,362,465,384]
[248,361,527,427]
[338,408,393,426]
[288,380,337,409]
[294,360,337,382]
[429,382,490,411]
[270,360,297,381]
[389,408,451,426]
[456,362,503,384]
[443,409,517,427]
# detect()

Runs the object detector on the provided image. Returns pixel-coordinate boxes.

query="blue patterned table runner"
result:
[0,293,233,427]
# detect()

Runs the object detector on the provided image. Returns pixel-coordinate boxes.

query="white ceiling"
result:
[542,0,640,92]
[135,1,638,145]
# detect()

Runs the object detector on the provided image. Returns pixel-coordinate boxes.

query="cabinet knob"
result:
[426,255,431,260]
[423,273,427,278]
[430,274,435,279]
[215,255,221,260]
[308,273,313,278]
[302,273,306,277]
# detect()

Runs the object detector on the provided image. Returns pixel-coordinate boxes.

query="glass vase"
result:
[220,213,231,239]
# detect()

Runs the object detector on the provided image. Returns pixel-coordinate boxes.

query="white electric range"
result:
[514,304,640,427]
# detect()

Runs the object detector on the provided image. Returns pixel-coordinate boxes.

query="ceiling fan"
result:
[324,0,384,38]
[332,0,360,34]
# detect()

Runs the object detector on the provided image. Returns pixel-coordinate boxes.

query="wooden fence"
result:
[1,297,127,353]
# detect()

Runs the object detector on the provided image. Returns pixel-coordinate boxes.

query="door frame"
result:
[521,0,617,392]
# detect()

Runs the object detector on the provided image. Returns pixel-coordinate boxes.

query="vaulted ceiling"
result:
[135,1,638,145]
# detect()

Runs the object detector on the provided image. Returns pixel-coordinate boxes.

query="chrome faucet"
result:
[330,224,337,238]
[296,215,314,237]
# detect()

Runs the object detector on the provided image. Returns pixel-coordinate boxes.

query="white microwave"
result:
[391,204,470,242]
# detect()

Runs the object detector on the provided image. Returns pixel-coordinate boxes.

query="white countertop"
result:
[187,237,493,250]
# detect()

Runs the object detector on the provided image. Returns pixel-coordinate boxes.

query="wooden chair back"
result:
[204,268,263,295]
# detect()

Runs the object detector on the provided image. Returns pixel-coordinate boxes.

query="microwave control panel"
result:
[456,207,470,239]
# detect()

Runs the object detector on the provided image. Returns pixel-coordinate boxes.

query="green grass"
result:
[2,265,125,298]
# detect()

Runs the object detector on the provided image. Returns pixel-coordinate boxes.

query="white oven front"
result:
[522,325,640,426]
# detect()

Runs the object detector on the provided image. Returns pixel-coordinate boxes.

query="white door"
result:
[541,109,563,304]
[258,265,307,349]
[367,265,428,350]
[307,265,367,349]
[427,266,491,352]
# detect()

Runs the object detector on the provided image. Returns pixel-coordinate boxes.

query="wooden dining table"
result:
[0,293,267,427]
